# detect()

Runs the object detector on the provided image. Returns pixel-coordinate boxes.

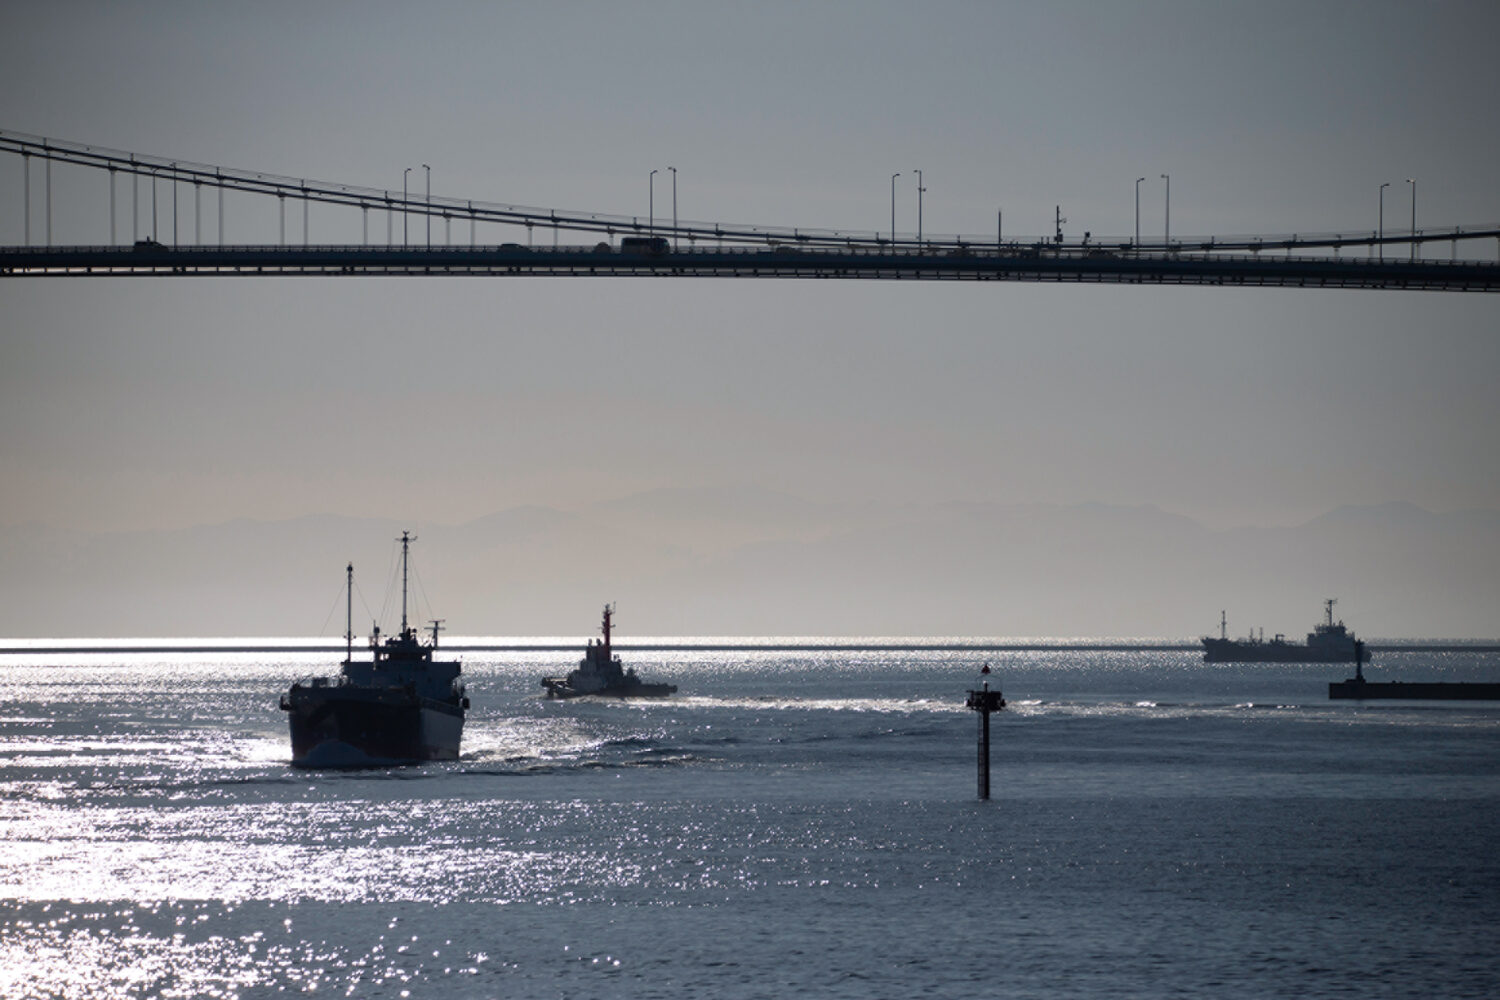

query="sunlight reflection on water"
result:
[1,646,1496,998]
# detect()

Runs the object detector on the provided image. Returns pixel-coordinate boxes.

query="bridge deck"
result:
[5,243,1498,290]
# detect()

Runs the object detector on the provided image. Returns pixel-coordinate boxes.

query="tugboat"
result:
[1202,599,1372,664]
[280,532,468,767]
[541,604,677,699]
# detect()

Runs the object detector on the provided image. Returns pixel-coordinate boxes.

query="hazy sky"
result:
[2,1,1499,633]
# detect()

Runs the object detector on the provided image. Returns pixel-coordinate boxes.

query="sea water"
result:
[1,642,1497,999]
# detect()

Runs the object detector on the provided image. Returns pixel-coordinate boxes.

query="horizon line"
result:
[3,639,1498,656]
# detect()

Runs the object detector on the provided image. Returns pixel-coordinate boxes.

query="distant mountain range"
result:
[2,490,1496,638]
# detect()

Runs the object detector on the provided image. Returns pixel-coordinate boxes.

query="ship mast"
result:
[345,563,354,664]
[399,530,415,637]
[1324,597,1336,629]
[601,603,614,656]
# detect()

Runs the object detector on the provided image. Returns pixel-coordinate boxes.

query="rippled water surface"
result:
[2,645,1498,998]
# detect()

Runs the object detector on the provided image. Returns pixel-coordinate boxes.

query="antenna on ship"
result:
[1324,598,1336,629]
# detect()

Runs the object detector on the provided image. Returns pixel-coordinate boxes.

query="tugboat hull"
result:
[541,678,676,699]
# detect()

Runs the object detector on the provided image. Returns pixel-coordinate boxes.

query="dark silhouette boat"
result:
[1202,599,1371,663]
[542,604,677,699]
[280,532,468,766]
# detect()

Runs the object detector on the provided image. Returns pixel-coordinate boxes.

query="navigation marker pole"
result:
[966,664,1006,800]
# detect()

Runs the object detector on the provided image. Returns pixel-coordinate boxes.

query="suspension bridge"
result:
[3,130,1498,291]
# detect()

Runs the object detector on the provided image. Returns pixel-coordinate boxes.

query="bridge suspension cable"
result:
[6,128,1500,256]
[1,129,903,250]
[4,130,1500,290]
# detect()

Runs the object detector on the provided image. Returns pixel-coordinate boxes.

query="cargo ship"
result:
[542,604,677,699]
[1202,599,1371,663]
[280,532,468,766]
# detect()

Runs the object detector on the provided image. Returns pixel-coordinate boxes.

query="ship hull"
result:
[283,686,464,766]
[542,678,676,699]
[1329,680,1500,701]
[1202,638,1369,664]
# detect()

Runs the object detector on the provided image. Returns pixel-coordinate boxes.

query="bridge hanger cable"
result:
[5,129,1499,254]
[1,129,896,249]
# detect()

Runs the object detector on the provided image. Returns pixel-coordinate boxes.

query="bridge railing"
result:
[5,241,1499,267]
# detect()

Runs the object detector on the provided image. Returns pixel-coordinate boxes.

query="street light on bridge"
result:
[1135,176,1145,247]
[1161,174,1170,248]
[1407,178,1417,262]
[669,166,677,248]
[1379,181,1390,261]
[914,169,924,245]
[890,172,900,247]
[649,168,658,238]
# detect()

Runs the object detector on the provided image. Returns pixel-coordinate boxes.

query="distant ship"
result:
[280,532,468,767]
[542,604,677,699]
[1202,599,1371,663]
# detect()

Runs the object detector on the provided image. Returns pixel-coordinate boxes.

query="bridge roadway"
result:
[5,241,1500,290]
